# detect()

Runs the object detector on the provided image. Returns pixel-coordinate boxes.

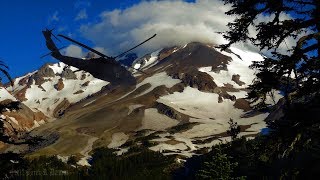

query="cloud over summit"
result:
[80,0,232,55]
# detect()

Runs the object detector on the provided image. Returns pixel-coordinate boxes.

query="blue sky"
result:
[0,0,314,82]
[1,0,241,82]
[0,0,147,79]
[0,0,197,80]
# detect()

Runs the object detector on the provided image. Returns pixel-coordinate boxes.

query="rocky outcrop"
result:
[234,98,251,112]
[81,74,86,80]
[32,74,46,86]
[154,102,188,122]
[82,81,90,87]
[53,98,71,118]
[232,74,245,86]
[0,100,48,142]
[54,78,64,91]
[74,90,84,94]
[15,86,28,101]
[158,47,179,61]
[37,64,55,77]
[61,68,77,79]
[170,70,217,92]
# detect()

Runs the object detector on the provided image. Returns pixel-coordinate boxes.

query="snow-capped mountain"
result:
[7,63,109,118]
[1,42,282,165]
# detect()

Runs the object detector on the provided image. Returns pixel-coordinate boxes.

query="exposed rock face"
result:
[234,98,251,112]
[74,90,84,94]
[218,93,236,103]
[7,62,109,119]
[158,47,179,61]
[37,64,55,77]
[154,102,188,122]
[159,42,231,71]
[53,98,71,118]
[18,76,30,86]
[0,100,47,142]
[15,86,28,101]
[54,78,64,91]
[232,74,245,86]
[170,70,217,92]
[2,42,273,158]
[133,54,152,68]
[81,74,86,80]
[61,68,77,79]
[82,81,90,87]
[31,74,46,86]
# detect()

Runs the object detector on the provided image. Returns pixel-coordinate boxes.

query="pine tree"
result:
[0,60,15,143]
[220,0,319,108]
[0,60,13,86]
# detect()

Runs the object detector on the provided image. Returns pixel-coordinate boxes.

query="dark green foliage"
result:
[0,60,13,86]
[179,94,320,179]
[89,147,177,180]
[220,0,320,109]
[0,101,21,144]
[196,146,240,180]
[0,152,28,179]
[227,119,241,141]
[168,122,199,134]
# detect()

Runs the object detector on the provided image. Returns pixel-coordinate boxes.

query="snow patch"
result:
[0,87,17,102]
[23,67,109,116]
[141,49,162,69]
[108,132,129,148]
[199,47,264,88]
[149,143,188,152]
[139,108,179,131]
[134,72,181,97]
[77,137,98,167]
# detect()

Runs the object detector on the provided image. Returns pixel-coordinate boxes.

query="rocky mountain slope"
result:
[0,42,282,166]
[0,87,47,145]
[6,63,109,118]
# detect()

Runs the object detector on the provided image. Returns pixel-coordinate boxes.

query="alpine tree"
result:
[219,0,319,108]
[0,60,14,143]
[0,60,13,87]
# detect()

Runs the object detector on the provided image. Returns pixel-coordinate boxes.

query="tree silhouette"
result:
[220,0,319,108]
[0,60,18,144]
[0,60,13,86]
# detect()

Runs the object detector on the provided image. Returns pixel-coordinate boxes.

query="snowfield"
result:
[108,132,129,148]
[139,108,179,131]
[134,72,181,97]
[22,62,109,116]
[199,47,264,88]
[133,49,162,71]
[0,87,17,102]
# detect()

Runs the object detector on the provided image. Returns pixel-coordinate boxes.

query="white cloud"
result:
[80,0,233,56]
[48,11,59,24]
[63,45,85,58]
[79,0,296,57]
[75,9,88,21]
[61,45,108,59]
[74,1,91,9]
